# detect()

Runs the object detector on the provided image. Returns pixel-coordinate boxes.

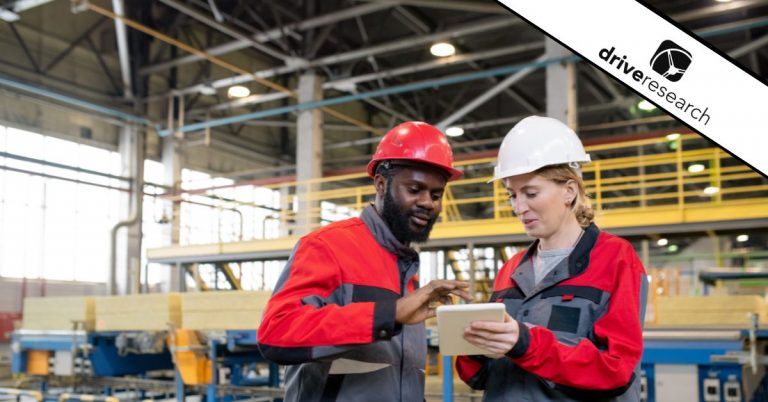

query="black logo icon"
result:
[650,40,692,82]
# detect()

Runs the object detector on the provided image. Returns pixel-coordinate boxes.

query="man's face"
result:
[377,165,447,244]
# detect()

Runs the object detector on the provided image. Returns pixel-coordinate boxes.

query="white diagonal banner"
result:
[497,0,768,177]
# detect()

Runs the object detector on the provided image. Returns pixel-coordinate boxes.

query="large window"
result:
[0,125,123,282]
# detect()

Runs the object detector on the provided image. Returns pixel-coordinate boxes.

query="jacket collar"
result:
[517,223,600,276]
[360,204,419,261]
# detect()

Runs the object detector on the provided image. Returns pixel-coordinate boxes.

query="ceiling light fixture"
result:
[638,100,656,111]
[430,42,456,57]
[703,186,720,195]
[736,234,749,242]
[666,133,681,141]
[687,163,705,173]
[227,85,250,98]
[0,8,20,22]
[445,126,464,137]
[657,238,668,246]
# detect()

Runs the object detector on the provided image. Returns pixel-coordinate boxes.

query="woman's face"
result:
[503,172,575,240]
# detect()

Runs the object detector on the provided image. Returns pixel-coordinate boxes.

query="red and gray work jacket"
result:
[258,205,425,402]
[457,224,647,402]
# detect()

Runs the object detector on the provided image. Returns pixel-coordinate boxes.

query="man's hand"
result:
[395,280,472,325]
[463,313,519,359]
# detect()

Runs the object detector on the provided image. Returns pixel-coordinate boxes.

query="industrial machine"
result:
[8,328,280,402]
[641,325,768,402]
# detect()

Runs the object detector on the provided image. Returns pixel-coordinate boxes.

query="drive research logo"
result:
[598,44,711,126]
[650,40,692,82]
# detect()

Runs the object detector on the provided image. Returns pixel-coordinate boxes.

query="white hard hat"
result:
[489,116,590,182]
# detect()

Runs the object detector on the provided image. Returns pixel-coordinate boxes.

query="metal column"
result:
[162,136,183,292]
[545,38,577,127]
[295,73,324,235]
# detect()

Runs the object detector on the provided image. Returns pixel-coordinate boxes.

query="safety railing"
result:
[173,133,767,243]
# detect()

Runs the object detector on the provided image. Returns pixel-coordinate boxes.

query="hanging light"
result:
[687,163,705,173]
[736,234,749,242]
[657,238,668,246]
[445,126,464,137]
[227,85,250,98]
[666,133,681,141]
[703,186,720,195]
[638,100,656,111]
[430,42,456,57]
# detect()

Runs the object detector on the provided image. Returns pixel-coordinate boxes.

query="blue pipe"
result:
[0,75,160,131]
[442,355,453,402]
[159,55,579,136]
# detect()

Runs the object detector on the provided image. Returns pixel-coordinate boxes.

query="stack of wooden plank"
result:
[94,293,181,331]
[22,296,94,330]
[655,295,768,326]
[181,291,271,330]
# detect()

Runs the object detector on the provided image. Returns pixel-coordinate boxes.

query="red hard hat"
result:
[367,121,463,181]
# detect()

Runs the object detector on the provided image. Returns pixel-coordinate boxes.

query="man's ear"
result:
[374,174,387,196]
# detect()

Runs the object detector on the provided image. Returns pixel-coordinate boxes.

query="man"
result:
[258,121,472,402]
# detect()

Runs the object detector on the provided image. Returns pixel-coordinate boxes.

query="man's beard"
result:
[381,184,437,244]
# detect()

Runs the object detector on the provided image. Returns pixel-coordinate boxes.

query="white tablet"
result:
[436,303,506,356]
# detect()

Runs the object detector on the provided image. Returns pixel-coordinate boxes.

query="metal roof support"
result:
[139,1,398,76]
[158,0,294,62]
[160,55,576,136]
[174,16,525,96]
[436,54,545,130]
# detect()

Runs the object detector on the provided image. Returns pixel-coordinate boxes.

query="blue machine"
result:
[11,330,173,377]
[641,328,768,402]
[10,329,281,402]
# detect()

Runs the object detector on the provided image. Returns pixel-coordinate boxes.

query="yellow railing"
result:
[178,133,767,241]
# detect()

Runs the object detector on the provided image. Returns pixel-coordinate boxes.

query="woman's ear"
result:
[564,179,578,205]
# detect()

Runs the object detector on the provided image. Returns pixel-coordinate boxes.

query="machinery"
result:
[642,323,768,402]
[8,328,280,402]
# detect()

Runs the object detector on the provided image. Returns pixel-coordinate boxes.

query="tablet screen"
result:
[436,303,506,356]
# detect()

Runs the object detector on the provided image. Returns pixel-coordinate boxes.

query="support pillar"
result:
[161,136,183,292]
[295,73,324,235]
[114,124,143,295]
[545,38,578,128]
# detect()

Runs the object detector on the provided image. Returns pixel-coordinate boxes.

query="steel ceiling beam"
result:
[158,0,294,62]
[139,1,397,76]
[436,54,546,130]
[172,16,525,96]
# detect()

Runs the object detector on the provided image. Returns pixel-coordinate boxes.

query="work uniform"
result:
[258,205,425,402]
[457,224,647,402]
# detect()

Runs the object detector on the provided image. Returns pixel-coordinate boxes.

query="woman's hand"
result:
[463,313,520,359]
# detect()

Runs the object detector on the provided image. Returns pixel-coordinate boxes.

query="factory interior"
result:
[0,0,767,401]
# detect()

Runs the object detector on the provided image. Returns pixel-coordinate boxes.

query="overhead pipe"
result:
[111,0,133,99]
[0,75,157,128]
[159,55,578,136]
[108,124,144,295]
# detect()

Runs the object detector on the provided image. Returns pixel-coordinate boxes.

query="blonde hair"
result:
[535,164,595,228]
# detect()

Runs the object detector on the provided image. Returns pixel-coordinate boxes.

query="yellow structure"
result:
[148,133,768,265]
[171,329,212,385]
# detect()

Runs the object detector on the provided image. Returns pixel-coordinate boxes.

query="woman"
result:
[456,116,647,402]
